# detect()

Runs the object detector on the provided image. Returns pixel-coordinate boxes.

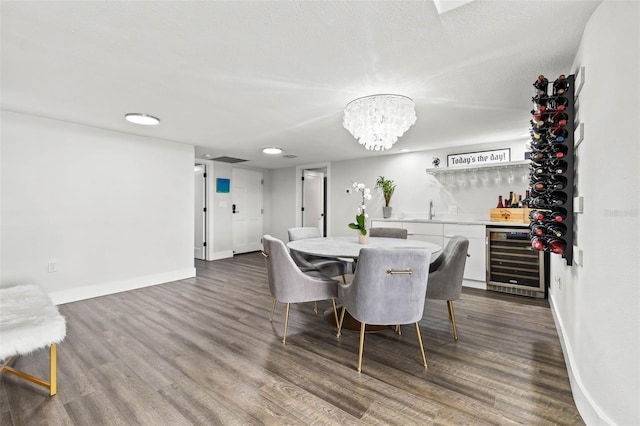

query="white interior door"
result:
[232,168,263,254]
[194,164,206,260]
[302,170,325,235]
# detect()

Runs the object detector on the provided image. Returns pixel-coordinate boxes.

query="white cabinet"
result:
[369,220,487,289]
[404,222,443,247]
[443,224,486,287]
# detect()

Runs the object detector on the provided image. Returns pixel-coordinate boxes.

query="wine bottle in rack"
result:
[547,238,566,255]
[550,208,567,222]
[553,74,568,95]
[531,236,546,251]
[548,159,569,175]
[547,223,567,238]
[547,191,567,206]
[533,75,549,94]
[530,223,546,237]
[550,144,569,158]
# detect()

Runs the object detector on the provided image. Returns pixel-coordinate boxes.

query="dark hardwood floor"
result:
[1,252,583,425]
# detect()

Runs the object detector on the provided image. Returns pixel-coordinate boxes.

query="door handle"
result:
[232,204,239,214]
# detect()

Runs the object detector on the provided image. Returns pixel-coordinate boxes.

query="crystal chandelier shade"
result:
[343,94,417,151]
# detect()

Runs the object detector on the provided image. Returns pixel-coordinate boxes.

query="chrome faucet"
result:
[428,201,435,220]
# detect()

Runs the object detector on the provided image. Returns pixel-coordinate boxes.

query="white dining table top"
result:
[286,236,441,260]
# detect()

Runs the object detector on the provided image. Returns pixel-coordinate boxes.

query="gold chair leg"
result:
[357,322,366,373]
[395,325,402,335]
[282,303,290,345]
[50,344,57,395]
[269,298,277,322]
[415,322,428,369]
[330,299,339,337]
[337,306,346,337]
[341,274,346,283]
[447,300,458,341]
[314,301,318,314]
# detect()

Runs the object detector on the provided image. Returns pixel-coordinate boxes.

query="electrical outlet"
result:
[448,205,458,214]
[48,261,58,272]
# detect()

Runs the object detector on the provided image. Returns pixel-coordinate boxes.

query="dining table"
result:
[286,236,441,260]
[286,236,442,331]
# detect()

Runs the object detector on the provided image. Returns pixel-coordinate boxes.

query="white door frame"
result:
[195,158,215,261]
[296,162,331,234]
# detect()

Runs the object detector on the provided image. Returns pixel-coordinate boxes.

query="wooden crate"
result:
[490,208,531,223]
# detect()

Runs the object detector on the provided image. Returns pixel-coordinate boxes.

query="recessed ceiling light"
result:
[125,113,160,126]
[262,147,282,155]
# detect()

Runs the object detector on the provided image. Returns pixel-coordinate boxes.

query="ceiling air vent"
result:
[283,154,298,159]
[212,156,248,163]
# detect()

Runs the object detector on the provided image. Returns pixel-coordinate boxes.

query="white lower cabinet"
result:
[403,222,444,247]
[443,224,486,289]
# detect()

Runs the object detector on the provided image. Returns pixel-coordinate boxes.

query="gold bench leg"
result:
[0,344,58,395]
[50,344,57,395]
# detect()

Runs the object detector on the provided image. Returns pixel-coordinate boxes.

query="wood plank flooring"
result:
[1,252,584,425]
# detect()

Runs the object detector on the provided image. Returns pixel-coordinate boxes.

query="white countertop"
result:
[371,217,530,227]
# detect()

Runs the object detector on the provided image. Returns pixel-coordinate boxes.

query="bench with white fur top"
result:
[0,284,66,395]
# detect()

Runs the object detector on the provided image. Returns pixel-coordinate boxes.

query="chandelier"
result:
[343,94,417,151]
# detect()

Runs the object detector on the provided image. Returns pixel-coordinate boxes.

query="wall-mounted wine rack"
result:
[528,74,575,265]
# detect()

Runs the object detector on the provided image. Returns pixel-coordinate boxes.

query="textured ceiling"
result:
[1,0,601,169]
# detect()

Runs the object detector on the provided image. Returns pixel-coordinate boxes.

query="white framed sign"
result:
[447,148,511,167]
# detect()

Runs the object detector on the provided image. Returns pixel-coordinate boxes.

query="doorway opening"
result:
[194,164,207,260]
[301,167,328,236]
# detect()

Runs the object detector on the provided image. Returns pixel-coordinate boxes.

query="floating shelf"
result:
[426,160,530,175]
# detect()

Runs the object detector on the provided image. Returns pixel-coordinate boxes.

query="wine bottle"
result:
[523,190,531,207]
[548,238,566,255]
[550,209,567,222]
[517,195,524,208]
[531,236,546,251]
[550,144,569,159]
[547,191,567,206]
[550,127,568,142]
[532,94,549,108]
[496,195,504,208]
[548,159,569,175]
[531,224,546,237]
[529,196,550,208]
[533,75,549,94]
[529,209,547,221]
[547,223,567,238]
[553,74,568,95]
[511,192,518,208]
[551,96,569,109]
[531,176,567,192]
[552,112,568,127]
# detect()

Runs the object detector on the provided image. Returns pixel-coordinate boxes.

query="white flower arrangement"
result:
[348,181,372,235]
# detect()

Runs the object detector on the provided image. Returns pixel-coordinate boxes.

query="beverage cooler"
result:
[486,227,548,298]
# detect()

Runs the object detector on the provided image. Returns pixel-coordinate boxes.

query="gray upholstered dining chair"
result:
[426,236,469,341]
[336,247,432,372]
[287,227,349,283]
[262,235,340,345]
[369,227,408,239]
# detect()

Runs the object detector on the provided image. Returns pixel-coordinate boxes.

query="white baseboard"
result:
[548,294,615,425]
[49,267,196,305]
[212,250,234,260]
[462,279,486,290]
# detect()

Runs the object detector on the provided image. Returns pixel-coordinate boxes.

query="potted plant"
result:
[376,176,396,218]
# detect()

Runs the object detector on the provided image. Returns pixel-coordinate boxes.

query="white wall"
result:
[265,167,297,242]
[1,111,196,304]
[549,2,640,425]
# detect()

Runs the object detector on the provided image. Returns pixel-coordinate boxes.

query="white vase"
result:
[358,232,369,244]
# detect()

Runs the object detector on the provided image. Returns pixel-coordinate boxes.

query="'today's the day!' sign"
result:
[447,148,511,167]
